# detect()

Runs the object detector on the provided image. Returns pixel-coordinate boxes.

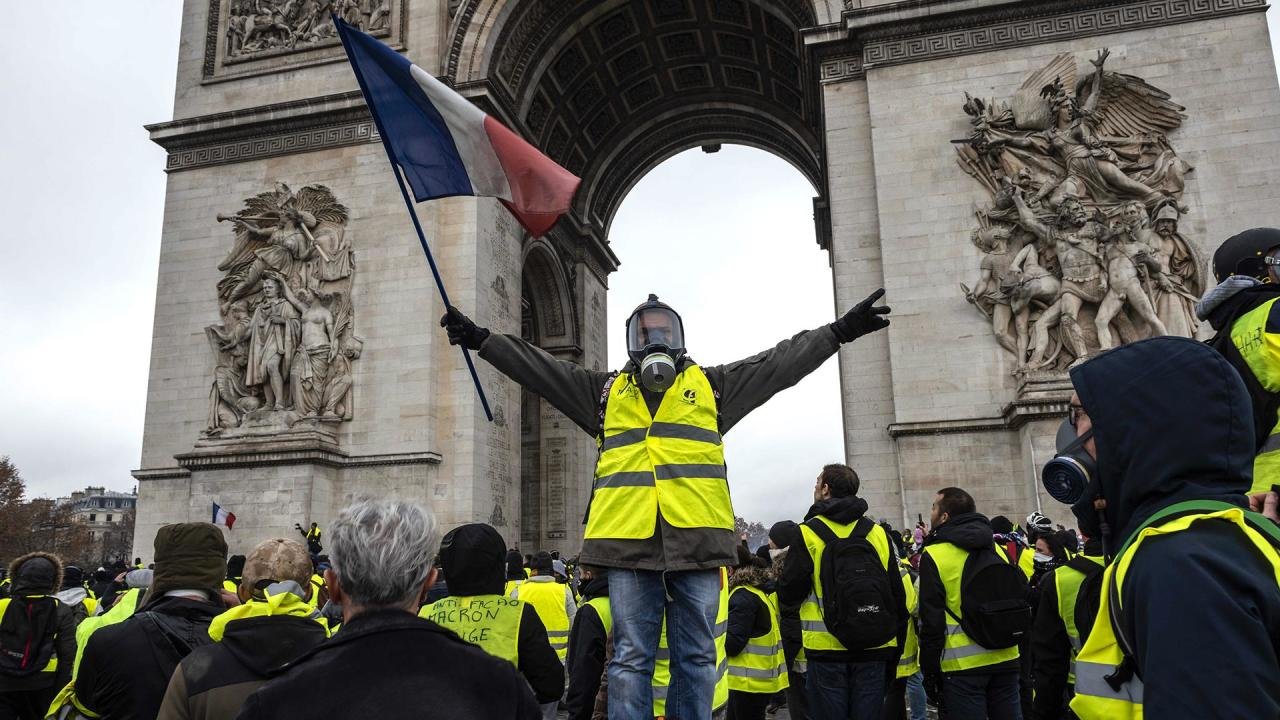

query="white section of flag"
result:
[408,63,512,200]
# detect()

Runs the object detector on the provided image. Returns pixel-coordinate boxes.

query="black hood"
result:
[579,574,609,602]
[505,550,524,581]
[439,523,506,596]
[804,496,869,524]
[1070,336,1252,541]
[221,615,329,676]
[928,512,994,551]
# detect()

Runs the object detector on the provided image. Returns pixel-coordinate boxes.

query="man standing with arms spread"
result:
[442,288,890,719]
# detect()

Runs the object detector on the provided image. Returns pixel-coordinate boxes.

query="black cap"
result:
[531,550,554,574]
[440,523,507,596]
[1213,228,1280,282]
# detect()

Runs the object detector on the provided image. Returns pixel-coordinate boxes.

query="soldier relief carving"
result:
[204,183,361,438]
[224,0,390,60]
[956,49,1204,374]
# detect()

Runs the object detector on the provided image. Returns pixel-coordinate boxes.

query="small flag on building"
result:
[333,16,581,237]
[212,502,236,529]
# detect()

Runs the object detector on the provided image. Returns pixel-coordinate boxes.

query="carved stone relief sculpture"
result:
[955,49,1204,374]
[224,0,389,61]
[204,183,360,439]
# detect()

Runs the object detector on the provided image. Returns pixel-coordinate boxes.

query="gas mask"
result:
[1041,419,1107,548]
[625,295,687,393]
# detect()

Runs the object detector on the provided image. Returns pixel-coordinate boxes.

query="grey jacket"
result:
[478,325,841,571]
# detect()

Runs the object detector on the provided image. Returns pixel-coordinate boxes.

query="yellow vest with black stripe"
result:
[420,594,523,665]
[0,597,60,675]
[897,567,920,679]
[582,595,612,636]
[921,542,1020,673]
[1053,554,1105,685]
[1229,298,1280,494]
[1071,503,1280,719]
[588,366,733,540]
[653,567,729,716]
[798,516,898,652]
[727,585,789,694]
[514,580,570,662]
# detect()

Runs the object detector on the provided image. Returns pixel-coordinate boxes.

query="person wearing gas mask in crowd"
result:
[1040,336,1280,719]
[442,288,891,719]
[1198,227,1280,495]
[1029,525,1104,720]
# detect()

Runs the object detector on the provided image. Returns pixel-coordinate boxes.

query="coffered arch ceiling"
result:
[449,0,824,234]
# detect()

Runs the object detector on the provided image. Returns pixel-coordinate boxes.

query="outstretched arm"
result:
[1011,192,1051,242]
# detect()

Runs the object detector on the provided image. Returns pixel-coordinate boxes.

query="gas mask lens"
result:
[1041,419,1095,504]
[627,308,685,356]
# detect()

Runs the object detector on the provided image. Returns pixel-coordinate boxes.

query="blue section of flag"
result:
[333,16,474,202]
[212,502,221,524]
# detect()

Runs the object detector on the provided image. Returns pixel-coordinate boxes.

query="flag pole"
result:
[334,15,493,422]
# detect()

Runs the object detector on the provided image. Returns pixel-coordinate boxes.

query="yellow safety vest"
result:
[306,574,325,610]
[209,591,329,641]
[1053,554,1105,685]
[654,567,729,716]
[1071,504,1280,719]
[1230,298,1280,494]
[515,580,570,662]
[72,588,143,678]
[727,586,789,694]
[504,579,523,598]
[920,542,1020,673]
[588,366,733,540]
[307,526,322,543]
[0,597,59,674]
[582,595,612,636]
[1017,545,1035,580]
[897,567,920,679]
[798,516,898,652]
[420,594,523,665]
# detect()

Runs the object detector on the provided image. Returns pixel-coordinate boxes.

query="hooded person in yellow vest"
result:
[420,524,565,711]
[445,289,891,719]
[1029,534,1104,720]
[564,566,610,720]
[0,552,77,720]
[766,521,809,720]
[724,560,788,720]
[513,551,577,667]
[1199,227,1280,495]
[1036,336,1280,719]
[917,488,1024,720]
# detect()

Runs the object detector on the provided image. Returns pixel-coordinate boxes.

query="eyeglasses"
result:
[1068,403,1087,428]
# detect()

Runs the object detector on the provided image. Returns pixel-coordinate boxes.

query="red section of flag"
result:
[225,512,236,530]
[484,116,581,237]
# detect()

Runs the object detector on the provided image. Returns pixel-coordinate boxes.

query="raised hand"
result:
[439,305,490,351]
[832,288,891,343]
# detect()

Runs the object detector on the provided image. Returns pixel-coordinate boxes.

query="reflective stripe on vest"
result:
[588,367,732,540]
[1230,298,1280,494]
[583,596,612,637]
[1071,507,1280,719]
[1054,554,1104,684]
[514,581,571,662]
[921,542,1020,673]
[420,594,523,665]
[0,597,59,674]
[653,567,729,715]
[798,516,898,652]
[897,567,920,679]
[727,586,789,694]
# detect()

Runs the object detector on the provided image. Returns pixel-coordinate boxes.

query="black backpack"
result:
[805,517,899,650]
[0,596,60,677]
[946,545,1031,649]
[1064,555,1105,644]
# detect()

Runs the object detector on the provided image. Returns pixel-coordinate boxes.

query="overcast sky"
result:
[2,5,1279,530]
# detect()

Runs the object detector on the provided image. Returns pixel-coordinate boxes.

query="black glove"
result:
[831,288,891,342]
[923,670,944,708]
[439,305,490,351]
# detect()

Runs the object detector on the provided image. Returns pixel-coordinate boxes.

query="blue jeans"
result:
[905,672,927,720]
[608,568,721,720]
[941,671,1022,720]
[807,660,888,720]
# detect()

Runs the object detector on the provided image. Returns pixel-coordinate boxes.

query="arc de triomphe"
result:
[134,0,1280,557]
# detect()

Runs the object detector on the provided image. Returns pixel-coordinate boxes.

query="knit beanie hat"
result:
[149,522,228,598]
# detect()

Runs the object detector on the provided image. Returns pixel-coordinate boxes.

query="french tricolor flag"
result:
[212,502,236,530]
[334,17,581,237]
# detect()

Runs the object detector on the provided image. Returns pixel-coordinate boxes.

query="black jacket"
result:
[564,576,609,720]
[918,512,1019,678]
[1029,539,1102,720]
[776,496,908,663]
[77,595,224,720]
[1067,336,1280,718]
[157,612,328,720]
[237,609,539,720]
